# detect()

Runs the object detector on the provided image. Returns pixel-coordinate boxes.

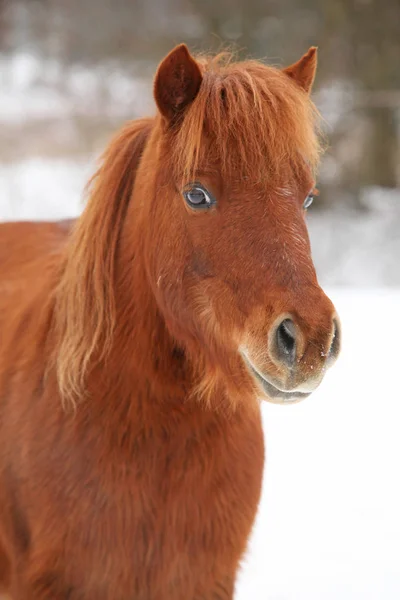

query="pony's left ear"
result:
[154,44,203,122]
[283,47,318,94]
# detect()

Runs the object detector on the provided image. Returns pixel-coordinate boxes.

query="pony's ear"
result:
[154,44,202,122]
[283,47,318,94]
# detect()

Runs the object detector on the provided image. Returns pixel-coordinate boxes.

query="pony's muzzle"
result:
[240,313,342,403]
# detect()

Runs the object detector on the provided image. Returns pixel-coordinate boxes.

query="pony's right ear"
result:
[154,44,202,122]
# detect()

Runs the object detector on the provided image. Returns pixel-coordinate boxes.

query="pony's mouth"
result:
[240,351,312,404]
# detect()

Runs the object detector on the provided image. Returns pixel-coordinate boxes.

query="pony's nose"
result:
[274,318,297,367]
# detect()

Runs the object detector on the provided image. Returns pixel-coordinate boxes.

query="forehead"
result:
[191,162,315,198]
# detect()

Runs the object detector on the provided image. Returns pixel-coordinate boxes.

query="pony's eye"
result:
[183,184,216,210]
[303,193,314,210]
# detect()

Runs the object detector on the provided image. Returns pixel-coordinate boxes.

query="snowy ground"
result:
[236,289,400,599]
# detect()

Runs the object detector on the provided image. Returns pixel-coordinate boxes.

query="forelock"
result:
[171,53,322,184]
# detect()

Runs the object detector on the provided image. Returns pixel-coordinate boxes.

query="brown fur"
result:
[0,45,338,599]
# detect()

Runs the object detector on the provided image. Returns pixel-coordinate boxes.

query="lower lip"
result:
[242,355,311,404]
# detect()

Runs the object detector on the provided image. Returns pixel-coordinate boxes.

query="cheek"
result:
[189,249,215,278]
[152,243,245,352]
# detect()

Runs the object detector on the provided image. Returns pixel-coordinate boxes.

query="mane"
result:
[54,118,153,403]
[172,53,322,183]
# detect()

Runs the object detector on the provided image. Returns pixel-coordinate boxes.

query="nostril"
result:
[328,318,341,360]
[276,319,297,367]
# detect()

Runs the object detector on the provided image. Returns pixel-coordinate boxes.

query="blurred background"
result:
[0,3,400,600]
[0,0,399,285]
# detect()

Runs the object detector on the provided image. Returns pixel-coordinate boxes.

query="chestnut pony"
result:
[0,45,340,599]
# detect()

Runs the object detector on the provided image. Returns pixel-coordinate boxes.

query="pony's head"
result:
[56,44,340,409]
[140,45,340,406]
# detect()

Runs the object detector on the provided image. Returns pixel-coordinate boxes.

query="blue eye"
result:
[183,184,216,210]
[303,193,314,210]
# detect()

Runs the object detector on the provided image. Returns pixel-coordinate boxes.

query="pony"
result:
[0,44,340,599]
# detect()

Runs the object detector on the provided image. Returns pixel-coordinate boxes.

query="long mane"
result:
[54,118,153,402]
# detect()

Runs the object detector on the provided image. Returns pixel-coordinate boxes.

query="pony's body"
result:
[0,45,339,599]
